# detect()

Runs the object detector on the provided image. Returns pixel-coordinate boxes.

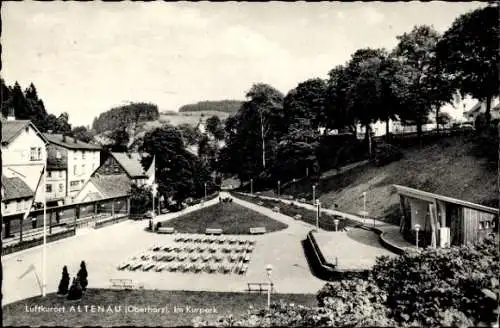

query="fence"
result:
[2,195,130,242]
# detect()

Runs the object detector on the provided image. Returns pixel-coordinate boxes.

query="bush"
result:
[57,266,70,295]
[67,277,83,300]
[77,261,88,291]
[372,236,499,326]
[372,142,402,166]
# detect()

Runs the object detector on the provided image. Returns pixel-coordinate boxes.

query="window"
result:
[59,171,63,178]
[37,147,42,160]
[70,181,79,187]
[82,151,86,159]
[81,164,85,175]
[74,165,77,175]
[46,184,52,193]
[56,151,62,159]
[59,183,64,192]
[16,201,22,211]
[92,163,95,171]
[30,147,37,161]
[73,151,78,160]
[47,171,52,178]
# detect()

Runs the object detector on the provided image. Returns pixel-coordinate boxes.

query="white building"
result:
[43,133,101,203]
[1,117,48,203]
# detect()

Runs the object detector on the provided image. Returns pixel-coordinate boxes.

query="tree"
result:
[392,25,444,140]
[436,111,452,129]
[435,5,499,125]
[177,123,202,146]
[66,277,83,300]
[71,126,94,143]
[205,115,224,140]
[325,65,355,133]
[77,261,88,291]
[244,83,285,169]
[140,125,210,202]
[130,184,153,215]
[283,78,328,131]
[57,266,70,295]
[92,102,159,134]
[108,128,130,152]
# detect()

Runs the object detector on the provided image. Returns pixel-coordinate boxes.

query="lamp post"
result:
[204,182,207,199]
[266,264,273,311]
[334,218,339,232]
[152,183,158,228]
[277,180,280,198]
[414,224,421,249]
[250,178,253,195]
[316,200,321,230]
[312,184,316,204]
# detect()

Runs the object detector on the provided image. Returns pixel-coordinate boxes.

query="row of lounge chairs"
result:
[118,260,249,275]
[130,251,252,264]
[149,244,255,254]
[173,236,256,245]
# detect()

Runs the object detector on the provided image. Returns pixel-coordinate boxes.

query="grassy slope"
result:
[159,202,288,234]
[283,135,497,222]
[3,289,316,327]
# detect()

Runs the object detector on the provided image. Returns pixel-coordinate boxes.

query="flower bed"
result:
[2,229,76,255]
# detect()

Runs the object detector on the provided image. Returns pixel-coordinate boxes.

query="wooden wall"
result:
[462,207,496,245]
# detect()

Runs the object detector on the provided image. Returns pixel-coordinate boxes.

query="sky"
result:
[2,1,485,126]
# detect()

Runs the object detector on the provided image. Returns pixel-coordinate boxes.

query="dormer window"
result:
[56,151,61,159]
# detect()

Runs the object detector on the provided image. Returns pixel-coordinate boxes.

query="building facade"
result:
[1,118,47,203]
[44,134,101,202]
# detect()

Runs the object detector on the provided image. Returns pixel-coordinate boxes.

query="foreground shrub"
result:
[57,265,70,295]
[67,277,83,300]
[372,236,499,326]
[77,261,88,291]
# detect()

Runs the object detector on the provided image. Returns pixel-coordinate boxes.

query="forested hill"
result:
[91,102,159,134]
[178,100,243,113]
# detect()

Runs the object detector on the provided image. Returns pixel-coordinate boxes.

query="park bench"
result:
[249,227,266,235]
[272,206,280,212]
[110,278,134,290]
[240,264,248,275]
[205,228,223,235]
[257,201,265,206]
[247,282,273,293]
[243,254,251,262]
[157,227,175,234]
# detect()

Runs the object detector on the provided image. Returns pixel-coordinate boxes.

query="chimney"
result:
[7,107,15,121]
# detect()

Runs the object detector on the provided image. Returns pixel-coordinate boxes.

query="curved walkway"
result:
[238,192,415,253]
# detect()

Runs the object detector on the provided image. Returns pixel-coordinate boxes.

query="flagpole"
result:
[42,164,47,297]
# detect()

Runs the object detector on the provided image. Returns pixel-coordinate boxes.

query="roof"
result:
[464,100,500,117]
[1,175,34,201]
[43,133,101,150]
[111,152,150,179]
[1,120,47,145]
[393,185,498,215]
[89,174,131,198]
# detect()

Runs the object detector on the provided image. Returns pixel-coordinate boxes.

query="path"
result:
[2,193,326,306]
[320,159,370,179]
[238,192,415,252]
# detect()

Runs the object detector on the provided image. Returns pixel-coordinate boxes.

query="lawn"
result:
[2,289,317,327]
[233,193,360,231]
[158,203,288,234]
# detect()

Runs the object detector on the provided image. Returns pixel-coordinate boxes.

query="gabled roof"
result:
[1,120,48,146]
[89,174,131,199]
[1,175,34,201]
[43,133,101,150]
[111,152,150,179]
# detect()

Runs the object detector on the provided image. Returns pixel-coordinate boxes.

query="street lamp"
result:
[312,184,316,204]
[277,180,281,198]
[152,183,158,229]
[266,264,273,311]
[334,218,339,232]
[414,224,421,249]
[204,182,207,199]
[316,200,321,230]
[250,178,253,195]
